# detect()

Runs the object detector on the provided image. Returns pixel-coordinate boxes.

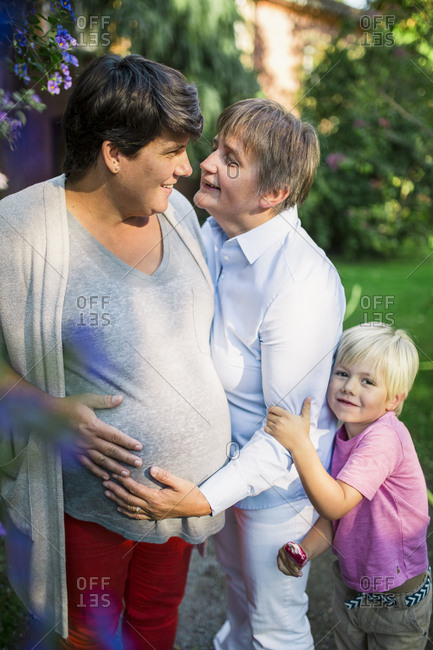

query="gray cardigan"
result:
[0,175,212,637]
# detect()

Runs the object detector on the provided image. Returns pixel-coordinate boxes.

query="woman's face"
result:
[194,133,264,237]
[114,131,192,219]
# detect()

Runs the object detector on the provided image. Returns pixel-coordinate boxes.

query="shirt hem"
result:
[63,507,225,544]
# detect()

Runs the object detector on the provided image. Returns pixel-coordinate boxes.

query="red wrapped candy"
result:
[284,542,308,568]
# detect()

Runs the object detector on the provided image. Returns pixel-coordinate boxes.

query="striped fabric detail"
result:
[345,568,431,610]
[405,572,431,607]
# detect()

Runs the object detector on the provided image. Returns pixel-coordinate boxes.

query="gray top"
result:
[0,176,227,637]
[62,211,231,543]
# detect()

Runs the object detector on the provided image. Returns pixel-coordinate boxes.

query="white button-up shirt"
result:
[199,208,346,514]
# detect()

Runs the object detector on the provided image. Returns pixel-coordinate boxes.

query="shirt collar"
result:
[234,207,300,264]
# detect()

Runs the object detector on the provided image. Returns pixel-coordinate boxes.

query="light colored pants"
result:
[332,561,432,650]
[213,500,316,650]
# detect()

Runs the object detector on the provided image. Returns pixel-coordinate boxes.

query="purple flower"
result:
[14,62,28,78]
[378,118,391,129]
[56,25,77,47]
[64,75,72,89]
[32,94,42,103]
[0,111,7,122]
[61,62,70,76]
[15,28,27,49]
[63,51,79,67]
[55,33,69,49]
[47,79,61,95]
[60,0,75,19]
[326,153,347,172]
[9,119,23,135]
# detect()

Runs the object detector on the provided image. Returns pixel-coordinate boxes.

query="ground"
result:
[175,510,433,650]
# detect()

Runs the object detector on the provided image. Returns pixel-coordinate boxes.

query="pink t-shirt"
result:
[331,411,430,593]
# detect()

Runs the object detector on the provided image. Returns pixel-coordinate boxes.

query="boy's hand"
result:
[277,543,308,577]
[264,398,311,451]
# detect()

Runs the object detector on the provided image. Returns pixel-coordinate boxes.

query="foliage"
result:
[0,0,78,149]
[0,87,45,149]
[337,254,433,481]
[297,0,433,257]
[78,0,260,173]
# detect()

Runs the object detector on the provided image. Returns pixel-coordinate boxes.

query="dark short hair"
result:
[62,54,203,180]
[216,98,320,210]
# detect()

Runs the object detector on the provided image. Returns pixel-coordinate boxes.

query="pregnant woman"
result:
[0,54,230,650]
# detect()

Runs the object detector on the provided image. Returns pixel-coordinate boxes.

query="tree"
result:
[297,0,433,257]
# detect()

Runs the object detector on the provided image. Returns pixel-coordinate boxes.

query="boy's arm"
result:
[103,265,345,519]
[266,400,363,520]
[277,516,333,577]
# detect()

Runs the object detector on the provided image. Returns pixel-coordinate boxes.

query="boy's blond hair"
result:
[334,323,419,416]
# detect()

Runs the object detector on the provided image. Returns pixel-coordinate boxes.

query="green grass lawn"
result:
[0,255,432,647]
[334,255,433,487]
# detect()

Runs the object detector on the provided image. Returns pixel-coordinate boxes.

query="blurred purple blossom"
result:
[9,119,23,135]
[56,24,77,48]
[15,28,27,50]
[55,33,69,49]
[59,0,75,19]
[14,62,28,77]
[326,152,347,171]
[47,79,61,95]
[63,51,79,67]
[378,118,391,129]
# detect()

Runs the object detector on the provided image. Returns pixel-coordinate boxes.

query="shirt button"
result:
[223,255,229,262]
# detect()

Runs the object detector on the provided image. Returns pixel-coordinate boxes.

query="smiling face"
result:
[111,131,193,219]
[327,360,401,439]
[194,134,277,238]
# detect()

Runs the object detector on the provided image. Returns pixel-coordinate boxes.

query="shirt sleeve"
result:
[200,276,345,515]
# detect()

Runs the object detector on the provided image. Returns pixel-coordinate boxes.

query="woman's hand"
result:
[264,398,311,452]
[56,393,143,480]
[102,466,212,520]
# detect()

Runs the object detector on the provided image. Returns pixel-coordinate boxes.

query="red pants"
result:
[58,514,193,650]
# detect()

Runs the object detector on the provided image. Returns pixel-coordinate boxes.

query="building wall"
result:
[252,0,341,112]
[0,73,66,196]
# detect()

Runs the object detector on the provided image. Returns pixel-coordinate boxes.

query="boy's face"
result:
[327,359,399,439]
[194,133,267,238]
